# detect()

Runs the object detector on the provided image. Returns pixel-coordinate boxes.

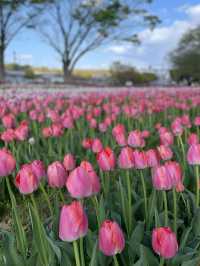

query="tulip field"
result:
[1,87,200,266]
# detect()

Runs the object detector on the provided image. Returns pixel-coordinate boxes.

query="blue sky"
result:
[5,0,200,70]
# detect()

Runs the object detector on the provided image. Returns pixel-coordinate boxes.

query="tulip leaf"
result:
[0,229,25,266]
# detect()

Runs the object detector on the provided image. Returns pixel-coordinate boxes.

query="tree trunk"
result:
[0,47,5,82]
[63,60,72,83]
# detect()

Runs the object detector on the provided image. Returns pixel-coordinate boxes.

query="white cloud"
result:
[107,44,132,54]
[107,3,200,69]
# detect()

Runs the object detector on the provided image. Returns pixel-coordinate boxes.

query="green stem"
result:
[162,191,168,226]
[159,257,165,266]
[140,171,147,222]
[126,170,132,235]
[113,255,119,266]
[178,135,186,174]
[73,240,81,266]
[173,188,177,234]
[91,196,100,228]
[195,165,199,207]
[39,183,53,217]
[80,237,85,266]
[59,189,65,203]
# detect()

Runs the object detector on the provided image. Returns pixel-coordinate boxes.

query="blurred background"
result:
[0,0,200,87]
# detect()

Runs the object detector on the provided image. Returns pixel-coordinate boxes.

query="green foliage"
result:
[24,67,35,79]
[170,25,200,84]
[109,61,157,85]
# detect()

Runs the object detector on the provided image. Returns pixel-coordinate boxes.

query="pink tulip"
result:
[15,164,39,194]
[152,227,178,259]
[146,149,160,168]
[194,116,200,126]
[187,144,200,165]
[165,161,182,185]
[132,150,148,169]
[171,120,183,136]
[2,114,16,129]
[118,147,134,169]
[0,148,16,177]
[157,145,173,161]
[59,201,88,242]
[97,147,115,171]
[128,130,145,148]
[66,166,93,198]
[152,165,174,190]
[82,138,93,149]
[99,220,125,256]
[92,138,103,153]
[80,161,100,194]
[31,160,46,182]
[1,129,16,143]
[187,133,199,146]
[160,131,174,146]
[15,122,29,141]
[47,161,67,188]
[114,133,127,147]
[63,154,76,171]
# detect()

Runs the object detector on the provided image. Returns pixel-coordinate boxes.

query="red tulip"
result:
[152,227,178,259]
[99,220,125,256]
[59,201,88,242]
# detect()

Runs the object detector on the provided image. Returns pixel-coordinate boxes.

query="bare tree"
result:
[0,0,48,81]
[36,0,160,82]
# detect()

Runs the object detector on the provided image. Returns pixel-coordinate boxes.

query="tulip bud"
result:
[0,148,16,177]
[15,164,39,194]
[99,220,125,256]
[47,161,67,188]
[187,144,200,165]
[97,147,115,171]
[59,201,88,242]
[152,227,178,259]
[63,153,76,171]
[118,147,134,169]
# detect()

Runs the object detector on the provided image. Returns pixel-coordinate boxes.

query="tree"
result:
[24,66,35,79]
[169,25,200,85]
[0,0,49,81]
[109,61,157,85]
[35,0,160,82]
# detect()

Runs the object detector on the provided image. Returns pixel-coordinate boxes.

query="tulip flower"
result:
[0,148,16,177]
[99,220,125,256]
[15,164,39,194]
[47,161,67,188]
[63,153,76,171]
[66,165,100,198]
[152,227,178,259]
[31,160,46,182]
[59,201,88,242]
[97,147,115,171]
[157,145,173,161]
[118,147,134,169]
